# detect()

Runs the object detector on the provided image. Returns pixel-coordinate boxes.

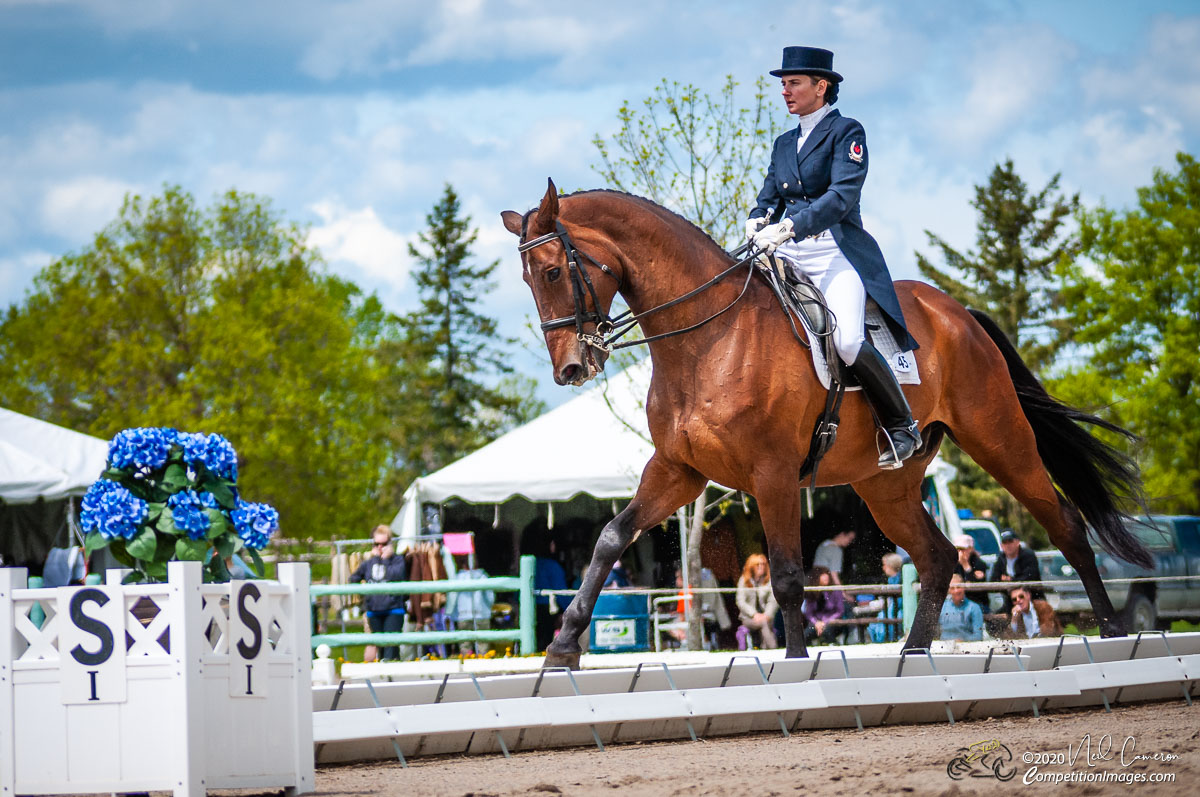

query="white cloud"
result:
[40,176,139,240]
[0,250,55,307]
[940,26,1076,147]
[306,200,412,289]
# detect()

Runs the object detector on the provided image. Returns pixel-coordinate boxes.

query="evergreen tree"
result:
[387,184,544,494]
[917,159,1080,373]
[916,161,1079,544]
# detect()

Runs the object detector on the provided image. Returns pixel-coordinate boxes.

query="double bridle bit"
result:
[518,220,757,353]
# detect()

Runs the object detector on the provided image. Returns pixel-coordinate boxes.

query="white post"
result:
[0,567,26,797]
[167,561,205,797]
[277,563,315,795]
[105,568,132,585]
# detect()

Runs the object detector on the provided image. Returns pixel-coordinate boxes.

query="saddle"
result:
[756,254,920,486]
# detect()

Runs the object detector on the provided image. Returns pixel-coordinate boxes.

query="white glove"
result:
[751,217,795,253]
[745,217,769,241]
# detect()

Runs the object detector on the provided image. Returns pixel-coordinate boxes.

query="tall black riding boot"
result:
[849,341,921,469]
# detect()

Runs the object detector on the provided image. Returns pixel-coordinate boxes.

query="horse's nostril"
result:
[559,364,582,384]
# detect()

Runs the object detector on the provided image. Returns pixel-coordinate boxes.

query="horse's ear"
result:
[533,178,560,231]
[500,210,523,236]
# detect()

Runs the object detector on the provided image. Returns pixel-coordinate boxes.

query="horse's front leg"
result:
[545,455,707,669]
[757,482,809,657]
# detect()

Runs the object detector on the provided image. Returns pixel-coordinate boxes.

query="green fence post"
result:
[28,576,45,628]
[901,563,917,634]
[519,555,536,655]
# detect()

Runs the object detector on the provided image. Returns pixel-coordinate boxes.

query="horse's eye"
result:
[546,268,562,283]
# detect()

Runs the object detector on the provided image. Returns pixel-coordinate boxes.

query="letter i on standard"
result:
[59,586,127,704]
[229,581,269,698]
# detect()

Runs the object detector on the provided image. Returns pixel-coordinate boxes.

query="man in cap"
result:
[988,529,1042,619]
[748,45,921,469]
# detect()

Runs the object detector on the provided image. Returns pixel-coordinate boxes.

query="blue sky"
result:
[2,1,1198,408]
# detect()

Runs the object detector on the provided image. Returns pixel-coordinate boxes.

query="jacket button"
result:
[782,182,789,189]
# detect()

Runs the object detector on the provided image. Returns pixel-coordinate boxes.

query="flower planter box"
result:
[1,562,314,796]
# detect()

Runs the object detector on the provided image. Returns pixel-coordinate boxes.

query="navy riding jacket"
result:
[750,109,918,351]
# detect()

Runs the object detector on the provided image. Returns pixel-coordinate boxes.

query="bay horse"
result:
[501,180,1152,668]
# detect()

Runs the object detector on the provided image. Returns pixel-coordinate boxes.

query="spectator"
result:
[939,574,984,642]
[952,534,989,613]
[531,536,568,652]
[803,565,845,645]
[446,555,495,656]
[604,558,633,588]
[1007,586,1062,639]
[868,552,904,643]
[735,553,779,649]
[348,525,407,661]
[813,529,855,584]
[988,529,1042,617]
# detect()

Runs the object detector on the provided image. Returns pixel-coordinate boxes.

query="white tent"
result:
[0,408,109,504]
[391,359,655,543]
[391,359,961,545]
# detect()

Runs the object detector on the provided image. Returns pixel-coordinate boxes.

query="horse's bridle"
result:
[517,219,758,354]
[518,220,622,354]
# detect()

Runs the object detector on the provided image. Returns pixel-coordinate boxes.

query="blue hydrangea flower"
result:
[107,427,178,471]
[167,489,216,541]
[177,432,238,481]
[80,480,148,541]
[231,500,278,550]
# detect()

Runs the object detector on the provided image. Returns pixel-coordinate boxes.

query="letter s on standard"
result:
[69,588,114,666]
[236,582,264,659]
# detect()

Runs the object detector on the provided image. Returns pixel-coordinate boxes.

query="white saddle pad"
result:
[807,304,920,391]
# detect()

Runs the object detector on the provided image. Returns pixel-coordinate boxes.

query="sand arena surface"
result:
[308,699,1198,796]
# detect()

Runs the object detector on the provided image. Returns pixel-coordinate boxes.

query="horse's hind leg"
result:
[544,454,707,669]
[949,417,1123,635]
[855,470,957,650]
[755,480,808,657]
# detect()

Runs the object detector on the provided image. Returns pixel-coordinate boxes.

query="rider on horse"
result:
[748,46,922,469]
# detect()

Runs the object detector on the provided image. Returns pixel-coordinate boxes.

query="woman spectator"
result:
[735,553,779,649]
[803,565,846,645]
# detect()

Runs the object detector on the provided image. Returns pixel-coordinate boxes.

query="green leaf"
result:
[146,503,164,522]
[144,560,168,582]
[101,468,126,481]
[162,462,189,490]
[214,533,236,559]
[175,537,210,561]
[207,480,237,511]
[108,540,136,568]
[122,570,145,584]
[126,526,158,560]
[156,510,178,535]
[83,531,109,557]
[207,554,231,584]
[204,508,229,540]
[245,547,265,578]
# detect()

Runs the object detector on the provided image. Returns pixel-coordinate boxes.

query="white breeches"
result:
[776,232,866,365]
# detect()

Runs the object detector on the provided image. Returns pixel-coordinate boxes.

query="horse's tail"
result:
[968,309,1154,569]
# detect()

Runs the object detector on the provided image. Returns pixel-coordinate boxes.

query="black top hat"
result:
[770,46,843,82]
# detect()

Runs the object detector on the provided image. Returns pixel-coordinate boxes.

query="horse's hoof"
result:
[543,648,582,671]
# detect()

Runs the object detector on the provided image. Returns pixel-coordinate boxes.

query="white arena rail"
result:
[312,633,1200,764]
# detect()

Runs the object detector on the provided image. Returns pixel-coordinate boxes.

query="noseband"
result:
[518,220,622,353]
[518,220,758,354]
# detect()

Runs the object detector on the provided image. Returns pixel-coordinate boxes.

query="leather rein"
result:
[518,220,760,354]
